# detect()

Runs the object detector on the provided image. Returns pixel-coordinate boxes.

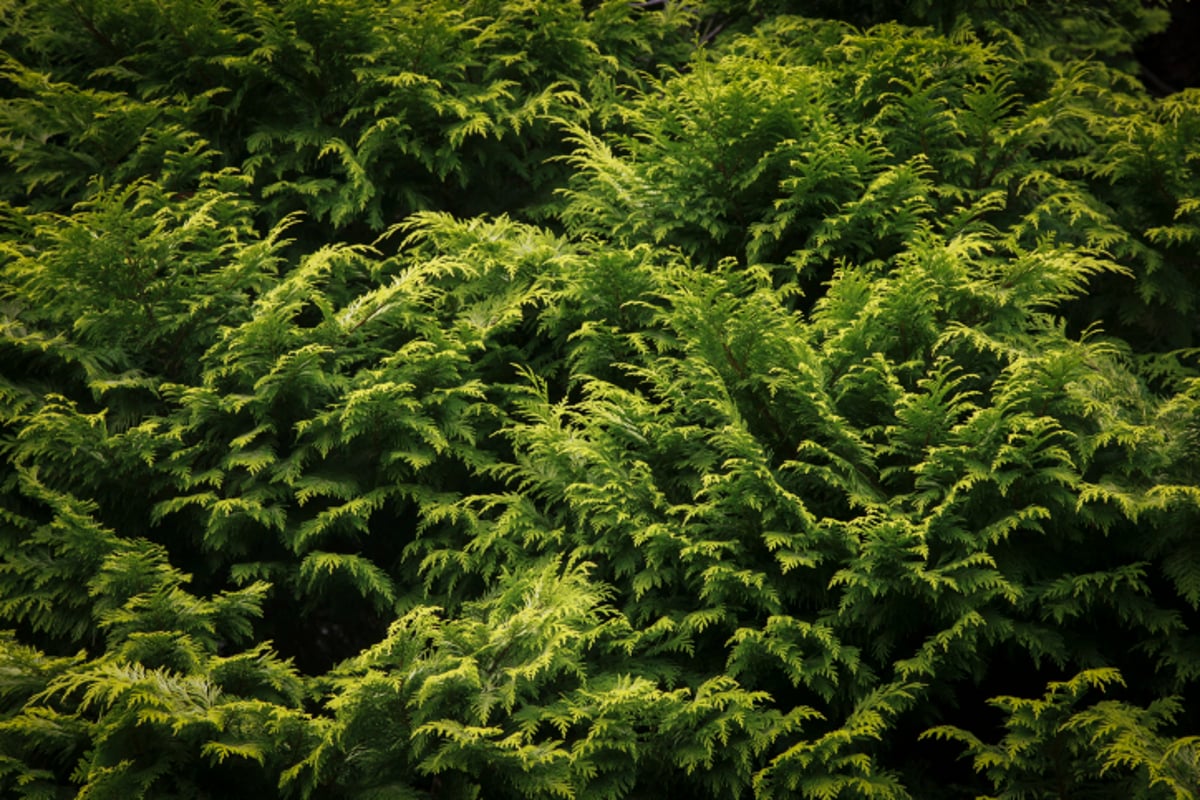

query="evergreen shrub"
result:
[1,1,1198,798]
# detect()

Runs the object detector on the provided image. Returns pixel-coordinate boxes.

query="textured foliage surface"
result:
[2,1,1199,798]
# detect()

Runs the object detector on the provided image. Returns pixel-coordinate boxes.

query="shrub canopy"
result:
[2,1,1199,798]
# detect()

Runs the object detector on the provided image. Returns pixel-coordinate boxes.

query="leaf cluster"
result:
[2,3,1200,799]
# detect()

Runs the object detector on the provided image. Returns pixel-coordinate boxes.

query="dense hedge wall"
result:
[2,1,1199,798]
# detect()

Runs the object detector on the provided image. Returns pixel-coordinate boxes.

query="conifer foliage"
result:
[2,1,1199,798]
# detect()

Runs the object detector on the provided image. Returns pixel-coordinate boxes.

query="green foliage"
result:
[1,0,697,235]
[2,2,1199,799]
[699,0,1171,65]
[925,669,1200,799]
